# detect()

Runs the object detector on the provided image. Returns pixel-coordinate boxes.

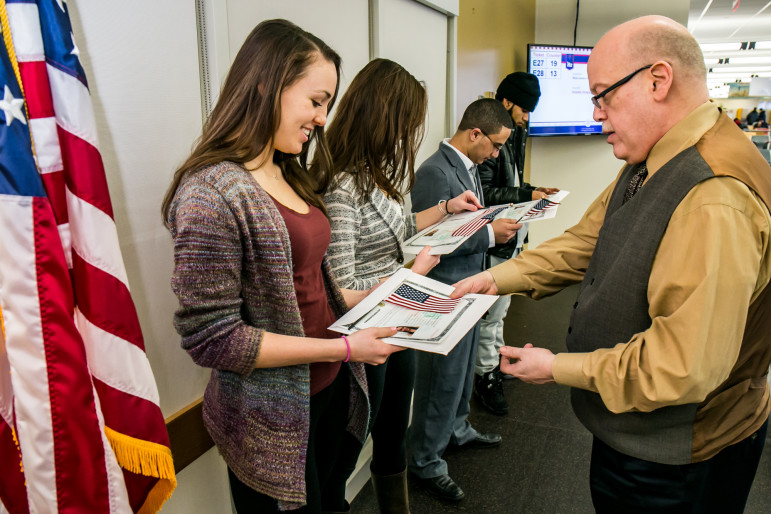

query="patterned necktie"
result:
[623,161,648,203]
[469,165,480,198]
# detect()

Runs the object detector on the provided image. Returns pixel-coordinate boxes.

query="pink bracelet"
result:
[341,335,351,363]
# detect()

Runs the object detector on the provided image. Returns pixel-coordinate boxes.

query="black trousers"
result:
[334,349,417,484]
[228,368,351,513]
[590,418,768,514]
[369,349,416,475]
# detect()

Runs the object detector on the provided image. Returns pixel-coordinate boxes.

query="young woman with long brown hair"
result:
[318,58,481,513]
[162,21,400,513]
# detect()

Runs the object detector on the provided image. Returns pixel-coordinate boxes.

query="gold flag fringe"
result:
[2,2,174,511]
[105,426,177,513]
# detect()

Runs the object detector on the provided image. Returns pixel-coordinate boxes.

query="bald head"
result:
[588,16,710,164]
[595,16,707,97]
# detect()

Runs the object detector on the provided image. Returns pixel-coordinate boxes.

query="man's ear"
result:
[650,61,673,101]
[502,98,513,110]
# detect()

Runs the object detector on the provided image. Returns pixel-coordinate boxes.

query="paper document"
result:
[401,207,498,256]
[500,190,570,223]
[329,268,498,355]
[402,191,569,255]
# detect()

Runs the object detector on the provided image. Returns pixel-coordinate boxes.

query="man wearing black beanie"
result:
[473,72,560,416]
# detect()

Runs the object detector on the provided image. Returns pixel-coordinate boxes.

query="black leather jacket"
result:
[479,126,535,259]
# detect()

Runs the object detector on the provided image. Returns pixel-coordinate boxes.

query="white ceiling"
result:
[687,0,771,96]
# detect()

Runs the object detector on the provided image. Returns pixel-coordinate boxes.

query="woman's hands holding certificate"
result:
[347,326,402,364]
[446,190,483,215]
[411,246,440,275]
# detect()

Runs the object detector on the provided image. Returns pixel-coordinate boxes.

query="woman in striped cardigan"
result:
[318,59,481,513]
[162,21,402,514]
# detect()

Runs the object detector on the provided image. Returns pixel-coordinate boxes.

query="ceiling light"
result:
[700,41,771,53]
[705,56,771,65]
[700,42,743,52]
[707,66,771,74]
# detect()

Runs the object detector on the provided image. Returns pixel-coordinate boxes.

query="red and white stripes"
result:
[0,1,174,512]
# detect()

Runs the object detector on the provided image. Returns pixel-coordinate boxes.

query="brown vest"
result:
[691,113,771,461]
[568,112,771,463]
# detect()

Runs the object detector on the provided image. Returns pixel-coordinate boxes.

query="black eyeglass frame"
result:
[591,64,653,109]
[478,129,505,151]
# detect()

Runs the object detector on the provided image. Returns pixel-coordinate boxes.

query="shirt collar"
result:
[646,101,720,175]
[442,139,475,171]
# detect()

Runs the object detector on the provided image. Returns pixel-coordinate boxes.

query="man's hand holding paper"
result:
[491,218,522,244]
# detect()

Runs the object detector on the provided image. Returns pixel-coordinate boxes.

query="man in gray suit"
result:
[408,98,521,501]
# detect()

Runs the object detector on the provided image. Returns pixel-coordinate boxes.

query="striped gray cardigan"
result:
[168,162,369,510]
[324,173,418,290]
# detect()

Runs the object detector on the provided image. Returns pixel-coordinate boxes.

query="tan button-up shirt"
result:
[490,102,771,420]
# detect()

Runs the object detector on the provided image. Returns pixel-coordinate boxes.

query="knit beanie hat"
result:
[495,72,541,112]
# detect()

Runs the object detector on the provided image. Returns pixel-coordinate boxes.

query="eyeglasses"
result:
[590,64,653,109]
[479,129,504,151]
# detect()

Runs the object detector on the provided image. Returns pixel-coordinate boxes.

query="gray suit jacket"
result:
[410,142,489,284]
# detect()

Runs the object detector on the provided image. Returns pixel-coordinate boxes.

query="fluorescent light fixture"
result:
[700,42,743,52]
[707,66,771,74]
[700,41,771,53]
[705,56,771,65]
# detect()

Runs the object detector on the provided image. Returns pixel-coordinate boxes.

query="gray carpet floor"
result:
[351,285,771,513]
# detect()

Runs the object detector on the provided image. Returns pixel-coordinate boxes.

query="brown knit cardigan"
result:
[168,161,369,510]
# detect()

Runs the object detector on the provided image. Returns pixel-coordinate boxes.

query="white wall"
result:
[68,1,210,419]
[68,1,457,512]
[377,0,451,167]
[527,0,690,247]
[223,0,370,100]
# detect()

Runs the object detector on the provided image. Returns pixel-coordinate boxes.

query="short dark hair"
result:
[457,98,513,135]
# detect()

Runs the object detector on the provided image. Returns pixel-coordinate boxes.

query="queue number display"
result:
[531,52,561,79]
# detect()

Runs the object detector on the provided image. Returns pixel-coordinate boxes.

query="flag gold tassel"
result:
[105,426,177,514]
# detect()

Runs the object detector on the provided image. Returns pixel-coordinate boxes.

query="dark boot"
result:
[473,366,509,415]
[371,466,410,514]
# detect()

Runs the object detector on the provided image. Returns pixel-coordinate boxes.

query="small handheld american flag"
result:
[451,206,507,237]
[385,284,461,314]
[516,198,559,222]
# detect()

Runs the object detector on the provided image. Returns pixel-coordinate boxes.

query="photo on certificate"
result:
[329,268,498,355]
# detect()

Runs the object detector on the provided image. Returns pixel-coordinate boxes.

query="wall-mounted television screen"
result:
[527,44,602,137]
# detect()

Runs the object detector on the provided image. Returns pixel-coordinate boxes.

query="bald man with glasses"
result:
[454,15,771,512]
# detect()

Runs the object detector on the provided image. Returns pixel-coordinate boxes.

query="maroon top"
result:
[271,197,341,395]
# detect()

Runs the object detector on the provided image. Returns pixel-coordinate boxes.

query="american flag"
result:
[385,284,461,314]
[517,198,558,221]
[451,206,507,237]
[0,1,175,513]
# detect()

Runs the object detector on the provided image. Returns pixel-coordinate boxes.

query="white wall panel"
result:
[68,0,211,417]
[159,447,232,514]
[378,0,450,168]
[224,0,370,101]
